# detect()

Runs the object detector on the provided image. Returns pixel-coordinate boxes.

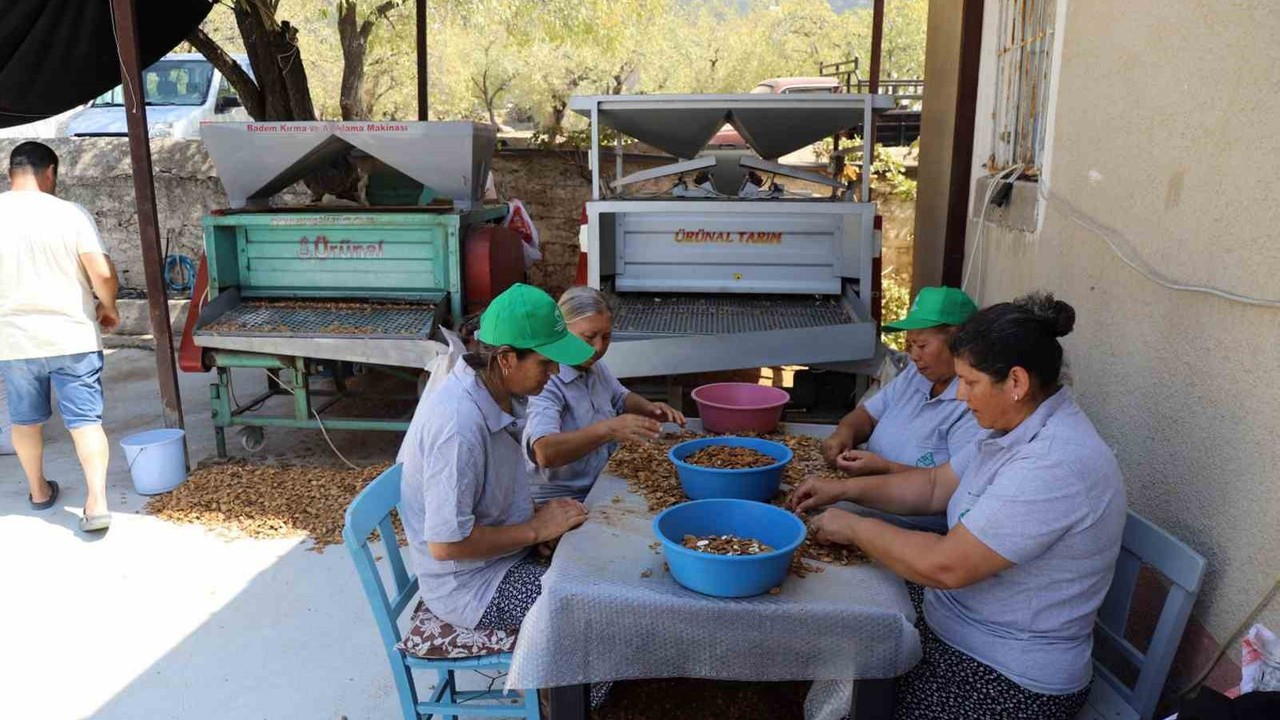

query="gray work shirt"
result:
[524,361,630,503]
[862,363,988,468]
[397,361,534,629]
[925,386,1127,695]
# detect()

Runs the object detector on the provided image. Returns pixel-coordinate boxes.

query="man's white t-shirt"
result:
[0,190,110,362]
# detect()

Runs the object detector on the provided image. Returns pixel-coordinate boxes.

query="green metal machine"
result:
[183,122,517,457]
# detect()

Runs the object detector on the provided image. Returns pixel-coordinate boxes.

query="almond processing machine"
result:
[180,122,525,456]
[570,93,893,379]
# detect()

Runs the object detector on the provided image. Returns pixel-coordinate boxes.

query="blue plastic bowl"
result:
[669,436,793,502]
[654,499,806,597]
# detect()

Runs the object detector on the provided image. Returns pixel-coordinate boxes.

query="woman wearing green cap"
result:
[792,293,1124,720]
[397,283,598,637]
[820,287,987,524]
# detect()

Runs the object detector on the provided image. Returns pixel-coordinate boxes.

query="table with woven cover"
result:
[505,468,922,716]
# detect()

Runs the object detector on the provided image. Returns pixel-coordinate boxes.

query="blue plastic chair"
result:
[1077,510,1207,720]
[343,464,541,720]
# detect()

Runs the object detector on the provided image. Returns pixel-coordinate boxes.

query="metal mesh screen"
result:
[613,294,851,336]
[201,300,436,339]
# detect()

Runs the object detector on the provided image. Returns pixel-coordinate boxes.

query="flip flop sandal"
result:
[29,480,59,510]
[79,512,112,533]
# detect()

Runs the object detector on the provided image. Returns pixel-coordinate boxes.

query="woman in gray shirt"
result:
[399,284,594,632]
[524,287,685,503]
[792,293,1126,720]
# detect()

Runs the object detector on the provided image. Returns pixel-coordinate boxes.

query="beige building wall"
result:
[962,0,1280,650]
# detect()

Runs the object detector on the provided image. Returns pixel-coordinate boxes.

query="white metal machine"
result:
[570,93,893,378]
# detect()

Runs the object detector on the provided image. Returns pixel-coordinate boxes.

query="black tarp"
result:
[0,0,212,128]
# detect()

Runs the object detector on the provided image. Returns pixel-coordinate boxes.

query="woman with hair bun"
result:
[791,292,1126,719]
[524,286,686,503]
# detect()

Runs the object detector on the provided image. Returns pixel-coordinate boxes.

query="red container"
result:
[692,383,791,434]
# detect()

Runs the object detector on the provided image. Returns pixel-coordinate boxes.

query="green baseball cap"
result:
[882,286,978,332]
[477,283,595,366]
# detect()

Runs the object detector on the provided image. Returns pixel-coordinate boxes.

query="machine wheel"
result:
[239,426,266,453]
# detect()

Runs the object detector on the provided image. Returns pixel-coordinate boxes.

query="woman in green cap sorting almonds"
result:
[397,283,595,641]
[792,293,1125,720]
[820,286,987,532]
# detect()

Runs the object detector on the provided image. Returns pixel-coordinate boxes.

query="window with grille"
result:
[990,0,1057,174]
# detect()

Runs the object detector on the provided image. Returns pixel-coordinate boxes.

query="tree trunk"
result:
[481,73,497,127]
[187,28,264,118]
[337,1,368,121]
[229,3,315,121]
[188,2,318,122]
[189,1,368,200]
[338,1,401,121]
[548,98,568,145]
[472,70,499,127]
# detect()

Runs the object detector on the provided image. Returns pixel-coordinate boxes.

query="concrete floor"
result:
[0,349,504,720]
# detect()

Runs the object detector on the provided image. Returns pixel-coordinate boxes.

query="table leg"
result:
[851,677,896,720]
[547,683,589,720]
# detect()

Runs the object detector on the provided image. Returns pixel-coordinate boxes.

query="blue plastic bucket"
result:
[654,498,806,598]
[120,429,188,495]
[669,437,793,502]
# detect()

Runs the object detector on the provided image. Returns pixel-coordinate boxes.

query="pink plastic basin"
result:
[692,382,791,434]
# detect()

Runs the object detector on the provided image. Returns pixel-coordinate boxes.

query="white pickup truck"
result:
[65,53,253,139]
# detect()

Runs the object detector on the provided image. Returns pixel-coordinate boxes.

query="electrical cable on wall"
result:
[968,170,1280,309]
[962,163,1024,294]
[1037,184,1280,309]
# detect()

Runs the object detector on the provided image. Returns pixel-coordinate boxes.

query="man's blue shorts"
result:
[0,352,105,430]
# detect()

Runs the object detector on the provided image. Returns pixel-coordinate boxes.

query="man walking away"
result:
[0,142,119,532]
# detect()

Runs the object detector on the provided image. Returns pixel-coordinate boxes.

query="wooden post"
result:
[942,0,987,287]
[416,0,428,120]
[108,0,186,431]
[868,0,885,155]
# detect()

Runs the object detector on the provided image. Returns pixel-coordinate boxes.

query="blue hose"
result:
[164,254,195,295]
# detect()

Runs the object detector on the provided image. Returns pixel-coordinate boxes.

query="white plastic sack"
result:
[1161,623,1280,719]
[857,349,909,406]
[417,327,467,401]
[804,680,853,720]
[503,199,542,269]
[0,376,13,455]
[403,328,469,468]
[1242,624,1280,693]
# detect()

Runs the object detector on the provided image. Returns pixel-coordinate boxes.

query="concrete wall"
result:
[962,0,1280,685]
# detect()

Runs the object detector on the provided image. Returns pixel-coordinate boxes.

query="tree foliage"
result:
[190,0,927,128]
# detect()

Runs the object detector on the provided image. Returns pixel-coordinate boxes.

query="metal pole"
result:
[615,131,623,192]
[416,0,428,120]
[862,100,872,203]
[870,0,885,95]
[590,104,601,201]
[108,0,185,431]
